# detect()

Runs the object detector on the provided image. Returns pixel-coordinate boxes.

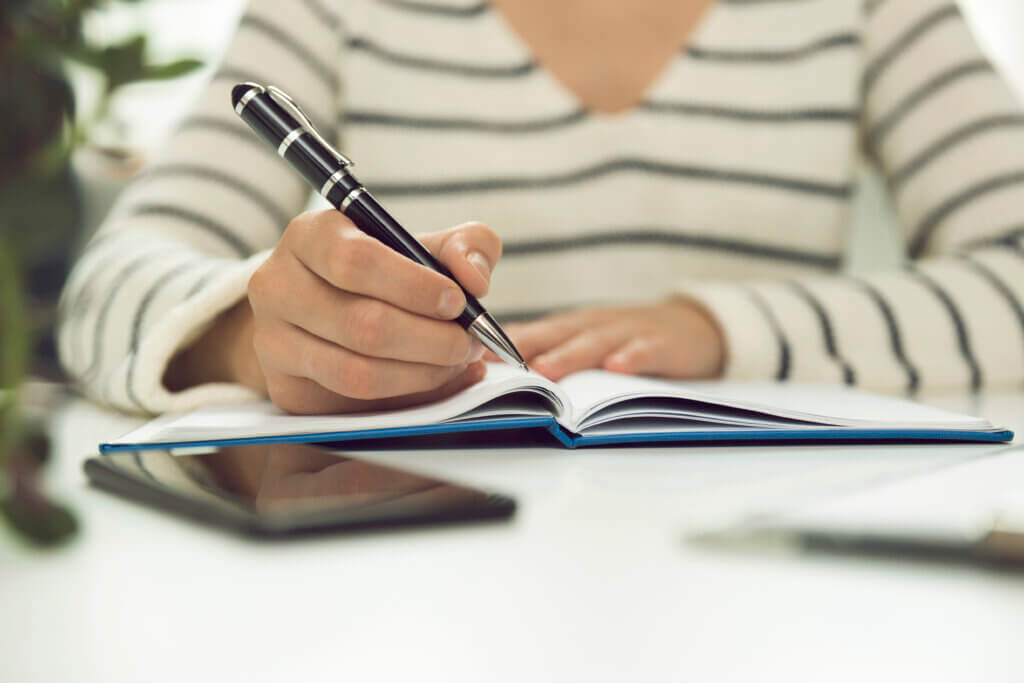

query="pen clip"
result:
[266,85,353,169]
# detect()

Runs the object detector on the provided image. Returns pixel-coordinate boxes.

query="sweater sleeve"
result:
[681,0,1024,395]
[57,0,345,414]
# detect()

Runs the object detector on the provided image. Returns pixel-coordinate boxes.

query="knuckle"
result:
[282,214,305,238]
[247,264,272,302]
[267,383,298,413]
[346,300,391,351]
[250,326,276,361]
[329,234,375,284]
[282,211,316,244]
[269,385,311,415]
[338,356,376,400]
[411,272,448,309]
[248,253,290,308]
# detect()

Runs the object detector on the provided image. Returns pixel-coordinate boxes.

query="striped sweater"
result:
[58,0,1024,414]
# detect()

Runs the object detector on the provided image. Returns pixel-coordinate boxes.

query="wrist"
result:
[664,296,726,378]
[163,299,265,393]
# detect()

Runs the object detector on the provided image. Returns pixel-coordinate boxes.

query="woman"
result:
[58,0,1024,414]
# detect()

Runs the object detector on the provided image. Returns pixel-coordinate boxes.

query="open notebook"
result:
[102,363,1013,452]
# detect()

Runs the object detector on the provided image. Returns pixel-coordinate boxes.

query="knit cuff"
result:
[130,250,272,414]
[675,281,782,381]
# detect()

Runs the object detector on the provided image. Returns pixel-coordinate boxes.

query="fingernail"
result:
[438,287,464,318]
[468,251,491,281]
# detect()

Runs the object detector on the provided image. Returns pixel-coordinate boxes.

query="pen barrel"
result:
[342,191,482,329]
[235,96,357,196]
[232,84,483,331]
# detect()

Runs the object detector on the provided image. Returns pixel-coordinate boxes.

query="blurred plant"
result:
[0,0,202,546]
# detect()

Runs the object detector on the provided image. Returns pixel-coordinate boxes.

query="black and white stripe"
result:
[867,59,995,150]
[56,0,1024,412]
[745,288,792,381]
[123,259,206,409]
[854,279,919,394]
[369,157,854,198]
[862,3,961,94]
[502,228,841,268]
[787,281,856,384]
[890,114,1024,191]
[910,169,1024,257]
[141,165,293,228]
[687,32,860,63]
[130,204,258,257]
[907,268,983,391]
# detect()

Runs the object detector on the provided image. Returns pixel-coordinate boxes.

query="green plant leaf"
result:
[141,57,204,81]
[1,495,78,547]
[0,65,74,183]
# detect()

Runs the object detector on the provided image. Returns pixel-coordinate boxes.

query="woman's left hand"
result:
[501,299,725,381]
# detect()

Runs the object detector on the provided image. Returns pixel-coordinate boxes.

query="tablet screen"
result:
[87,442,514,535]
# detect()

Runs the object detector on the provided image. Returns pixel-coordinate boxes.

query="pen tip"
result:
[519,362,530,372]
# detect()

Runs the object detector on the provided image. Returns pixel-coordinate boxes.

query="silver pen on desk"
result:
[231,82,528,372]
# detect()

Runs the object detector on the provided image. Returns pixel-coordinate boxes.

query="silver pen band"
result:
[340,187,365,213]
[277,128,303,157]
[233,86,260,115]
[319,169,348,198]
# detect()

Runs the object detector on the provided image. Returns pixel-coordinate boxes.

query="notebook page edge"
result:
[112,364,558,445]
[556,371,992,431]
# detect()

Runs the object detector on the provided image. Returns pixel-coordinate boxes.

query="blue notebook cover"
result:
[100,368,1015,453]
[99,416,1014,453]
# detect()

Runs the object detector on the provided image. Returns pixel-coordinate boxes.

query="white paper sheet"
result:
[111,363,997,447]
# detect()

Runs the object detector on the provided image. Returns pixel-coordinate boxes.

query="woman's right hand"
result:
[168,210,502,414]
[251,210,502,413]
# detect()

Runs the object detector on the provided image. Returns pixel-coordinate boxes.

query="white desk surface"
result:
[2,392,1023,682]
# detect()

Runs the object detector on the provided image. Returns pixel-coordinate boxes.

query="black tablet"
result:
[84,442,515,537]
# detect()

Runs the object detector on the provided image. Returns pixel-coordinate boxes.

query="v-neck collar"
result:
[485,0,721,119]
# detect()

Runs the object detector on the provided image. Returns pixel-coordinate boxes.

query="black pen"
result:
[231,82,527,371]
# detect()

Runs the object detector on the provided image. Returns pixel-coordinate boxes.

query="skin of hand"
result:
[499,299,726,382]
[165,211,501,414]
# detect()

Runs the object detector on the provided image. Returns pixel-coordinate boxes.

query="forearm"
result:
[681,242,1024,394]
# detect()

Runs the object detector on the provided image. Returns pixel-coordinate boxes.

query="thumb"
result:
[419,221,502,298]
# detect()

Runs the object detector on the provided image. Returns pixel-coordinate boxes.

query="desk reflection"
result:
[202,442,442,510]
[94,441,514,533]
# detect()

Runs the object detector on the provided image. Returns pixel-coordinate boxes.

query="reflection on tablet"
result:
[86,443,515,536]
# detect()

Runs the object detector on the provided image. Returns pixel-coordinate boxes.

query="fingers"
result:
[531,325,634,381]
[317,294,484,366]
[256,254,483,366]
[284,211,467,320]
[264,363,487,415]
[420,222,502,298]
[257,320,480,401]
[251,211,502,414]
[603,336,675,375]
[505,316,584,362]
[255,316,489,413]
